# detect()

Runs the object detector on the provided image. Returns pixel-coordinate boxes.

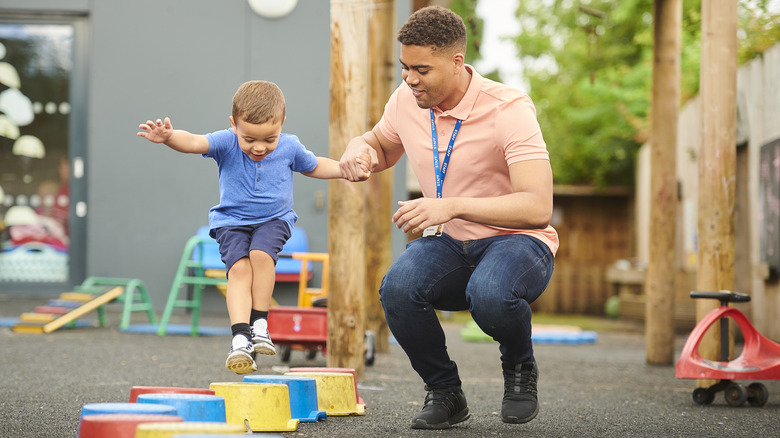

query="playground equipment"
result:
[12,277,156,333]
[675,291,780,407]
[267,252,376,366]
[156,226,311,336]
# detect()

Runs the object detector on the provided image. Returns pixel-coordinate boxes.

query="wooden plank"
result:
[42,286,124,333]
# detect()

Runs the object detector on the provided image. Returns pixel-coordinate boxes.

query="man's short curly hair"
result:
[397,6,467,55]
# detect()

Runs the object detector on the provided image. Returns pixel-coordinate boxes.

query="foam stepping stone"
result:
[129,386,215,402]
[47,299,84,308]
[288,366,365,407]
[78,413,182,438]
[209,382,299,432]
[134,422,245,438]
[172,434,283,438]
[283,372,365,416]
[136,394,225,422]
[243,375,326,422]
[80,402,178,418]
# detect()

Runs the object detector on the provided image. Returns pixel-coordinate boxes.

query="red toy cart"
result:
[267,253,375,365]
[675,291,780,406]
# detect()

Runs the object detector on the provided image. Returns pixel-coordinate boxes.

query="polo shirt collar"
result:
[434,64,481,121]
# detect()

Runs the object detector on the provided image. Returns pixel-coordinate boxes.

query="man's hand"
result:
[340,135,378,182]
[392,198,455,234]
[137,117,174,144]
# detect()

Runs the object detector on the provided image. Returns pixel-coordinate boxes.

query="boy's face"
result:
[230,116,284,162]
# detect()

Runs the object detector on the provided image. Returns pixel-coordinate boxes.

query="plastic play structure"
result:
[155,226,312,336]
[11,277,156,333]
[675,291,780,407]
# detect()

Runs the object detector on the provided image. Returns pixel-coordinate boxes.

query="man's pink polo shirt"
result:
[377,66,559,255]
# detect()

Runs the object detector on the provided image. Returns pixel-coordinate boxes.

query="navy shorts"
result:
[213,219,292,276]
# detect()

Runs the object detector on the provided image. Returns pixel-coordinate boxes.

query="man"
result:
[340,6,558,429]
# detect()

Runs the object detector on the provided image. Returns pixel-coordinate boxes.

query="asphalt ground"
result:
[1,293,779,438]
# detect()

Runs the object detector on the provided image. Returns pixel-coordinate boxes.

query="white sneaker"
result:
[225,335,257,375]
[251,319,276,356]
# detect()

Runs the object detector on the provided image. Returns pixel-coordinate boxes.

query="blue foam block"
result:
[121,323,231,336]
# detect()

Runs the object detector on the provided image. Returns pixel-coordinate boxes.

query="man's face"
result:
[230,116,283,161]
[400,44,459,110]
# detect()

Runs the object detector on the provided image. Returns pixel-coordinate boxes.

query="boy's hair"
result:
[397,6,466,55]
[232,80,286,125]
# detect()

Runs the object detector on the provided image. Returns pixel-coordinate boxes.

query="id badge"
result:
[422,224,443,237]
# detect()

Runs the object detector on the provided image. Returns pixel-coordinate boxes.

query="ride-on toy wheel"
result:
[692,387,714,405]
[747,382,768,407]
[724,382,748,406]
[279,345,292,362]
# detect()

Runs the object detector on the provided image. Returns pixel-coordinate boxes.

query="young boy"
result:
[138,80,369,374]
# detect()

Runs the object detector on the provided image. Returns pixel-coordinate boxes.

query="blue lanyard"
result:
[430,109,462,198]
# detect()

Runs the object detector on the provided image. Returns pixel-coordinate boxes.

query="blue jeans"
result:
[380,233,554,391]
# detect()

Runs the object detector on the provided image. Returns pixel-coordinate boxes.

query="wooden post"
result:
[646,0,681,365]
[696,0,738,382]
[329,0,370,377]
[365,0,396,354]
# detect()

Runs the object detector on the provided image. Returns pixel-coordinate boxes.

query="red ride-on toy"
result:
[267,253,376,366]
[675,291,780,407]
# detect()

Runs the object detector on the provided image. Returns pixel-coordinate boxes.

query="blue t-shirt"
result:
[204,128,319,235]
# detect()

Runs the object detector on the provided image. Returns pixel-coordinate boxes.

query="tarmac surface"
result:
[1,293,779,438]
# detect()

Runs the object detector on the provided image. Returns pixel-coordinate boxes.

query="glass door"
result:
[0,18,86,291]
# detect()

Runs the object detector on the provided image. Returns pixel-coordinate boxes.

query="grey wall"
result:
[1,0,410,307]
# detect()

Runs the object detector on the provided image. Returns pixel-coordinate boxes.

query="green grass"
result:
[438,310,643,333]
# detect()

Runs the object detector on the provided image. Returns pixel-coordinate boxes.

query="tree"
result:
[509,0,780,187]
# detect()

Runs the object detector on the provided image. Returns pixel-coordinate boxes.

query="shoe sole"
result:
[410,409,470,430]
[501,404,539,424]
[225,351,257,375]
[253,339,276,356]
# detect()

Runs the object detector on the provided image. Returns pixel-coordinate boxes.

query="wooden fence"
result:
[534,187,634,315]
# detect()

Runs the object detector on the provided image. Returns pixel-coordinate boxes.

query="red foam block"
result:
[78,413,183,438]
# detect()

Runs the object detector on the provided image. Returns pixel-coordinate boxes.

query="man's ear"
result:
[452,51,465,70]
[229,116,237,133]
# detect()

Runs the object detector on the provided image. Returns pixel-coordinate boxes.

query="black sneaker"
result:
[501,358,539,423]
[410,386,470,429]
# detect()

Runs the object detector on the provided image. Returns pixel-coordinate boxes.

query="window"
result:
[0,23,74,283]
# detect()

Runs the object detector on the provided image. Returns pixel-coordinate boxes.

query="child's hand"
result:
[353,153,372,181]
[137,117,174,143]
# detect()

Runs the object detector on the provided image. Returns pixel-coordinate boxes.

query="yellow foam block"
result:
[210,382,299,432]
[19,313,56,323]
[60,292,96,302]
[284,372,365,416]
[134,421,245,438]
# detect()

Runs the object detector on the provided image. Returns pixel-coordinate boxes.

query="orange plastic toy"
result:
[675,291,780,407]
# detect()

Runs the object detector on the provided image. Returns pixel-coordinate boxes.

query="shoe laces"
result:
[423,388,460,412]
[504,362,538,396]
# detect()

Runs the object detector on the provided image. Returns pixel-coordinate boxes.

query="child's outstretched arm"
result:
[303,155,370,180]
[137,117,209,154]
